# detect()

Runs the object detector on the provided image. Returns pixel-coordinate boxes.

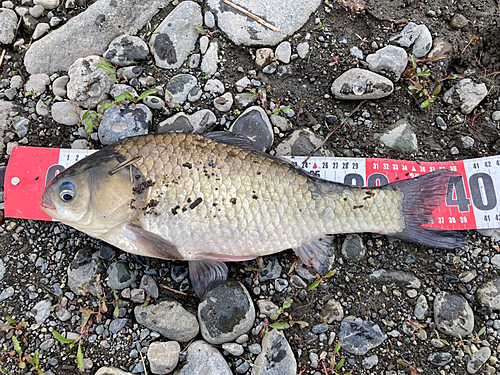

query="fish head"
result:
[41,148,146,238]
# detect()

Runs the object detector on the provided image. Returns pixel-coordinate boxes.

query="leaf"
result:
[420,100,430,109]
[77,343,85,372]
[137,88,159,101]
[96,64,116,75]
[283,299,293,309]
[270,309,282,321]
[244,266,258,272]
[269,322,290,330]
[308,280,320,291]
[433,84,442,96]
[324,269,337,279]
[102,102,113,110]
[6,316,16,325]
[25,354,34,366]
[397,359,411,367]
[195,25,206,34]
[12,336,21,355]
[333,342,342,354]
[165,90,173,101]
[408,85,420,91]
[335,357,345,370]
[52,330,75,344]
[19,361,26,369]
[115,92,131,103]
[114,305,120,319]
[416,71,431,77]
[411,55,417,69]
[98,57,114,68]
[34,349,39,367]
[477,327,486,337]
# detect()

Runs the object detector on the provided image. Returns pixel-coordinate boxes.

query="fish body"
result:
[41,132,464,295]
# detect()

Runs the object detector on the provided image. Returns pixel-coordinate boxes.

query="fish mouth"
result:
[40,193,56,212]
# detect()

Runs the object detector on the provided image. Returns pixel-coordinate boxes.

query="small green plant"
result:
[270,105,291,116]
[1,316,27,334]
[96,58,127,83]
[108,88,159,109]
[315,21,324,31]
[320,342,353,375]
[404,55,442,109]
[6,336,45,374]
[397,359,421,375]
[434,330,450,346]
[308,269,337,291]
[260,299,308,336]
[24,90,36,97]
[81,109,102,136]
[145,21,159,37]
[195,25,219,38]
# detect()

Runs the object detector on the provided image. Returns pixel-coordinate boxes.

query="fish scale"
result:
[110,133,404,260]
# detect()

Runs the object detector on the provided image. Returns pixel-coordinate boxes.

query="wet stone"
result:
[252,329,296,375]
[338,316,388,355]
[0,9,18,44]
[198,279,255,344]
[31,299,52,324]
[109,318,128,334]
[428,352,453,366]
[98,104,152,145]
[362,355,378,370]
[229,106,274,150]
[467,347,490,374]
[166,74,197,105]
[103,35,149,66]
[366,45,408,81]
[149,1,202,69]
[450,14,468,29]
[257,300,279,317]
[99,245,116,261]
[135,300,199,342]
[321,299,344,323]
[259,256,282,281]
[147,341,180,375]
[312,323,329,334]
[331,68,393,100]
[178,340,232,375]
[434,291,474,338]
[369,269,421,289]
[68,248,103,296]
[476,276,500,309]
[341,234,366,263]
[139,274,159,299]
[107,260,136,290]
[414,295,429,320]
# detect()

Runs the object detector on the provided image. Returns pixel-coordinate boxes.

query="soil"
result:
[1,0,500,374]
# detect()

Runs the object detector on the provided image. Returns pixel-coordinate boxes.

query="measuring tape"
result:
[3,147,500,231]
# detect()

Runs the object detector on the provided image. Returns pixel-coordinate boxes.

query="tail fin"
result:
[389,169,467,249]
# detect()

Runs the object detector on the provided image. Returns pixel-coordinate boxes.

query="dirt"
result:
[1,0,500,374]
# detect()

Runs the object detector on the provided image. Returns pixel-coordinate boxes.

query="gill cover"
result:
[42,148,147,237]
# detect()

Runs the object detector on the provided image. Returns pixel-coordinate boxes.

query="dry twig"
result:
[223,0,279,32]
[160,284,189,296]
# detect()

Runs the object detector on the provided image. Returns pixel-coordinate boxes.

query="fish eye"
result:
[59,181,76,202]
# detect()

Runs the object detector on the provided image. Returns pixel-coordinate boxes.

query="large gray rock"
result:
[24,0,171,74]
[149,1,202,69]
[229,106,274,150]
[198,279,255,345]
[366,45,408,81]
[67,248,103,296]
[135,300,199,342]
[434,292,474,338]
[67,55,116,109]
[178,341,232,375]
[51,101,80,125]
[158,109,216,134]
[252,329,296,375]
[206,0,321,46]
[0,9,18,44]
[369,269,421,289]
[147,341,180,375]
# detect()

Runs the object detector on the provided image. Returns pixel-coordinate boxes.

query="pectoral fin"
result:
[189,260,229,298]
[123,224,183,260]
[293,236,334,275]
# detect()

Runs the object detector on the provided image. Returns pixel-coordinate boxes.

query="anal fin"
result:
[189,260,229,298]
[293,236,334,275]
[123,224,183,260]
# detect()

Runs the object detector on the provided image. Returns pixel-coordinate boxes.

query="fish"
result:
[41,132,466,296]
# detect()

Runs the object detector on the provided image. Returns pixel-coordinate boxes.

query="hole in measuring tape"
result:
[11,177,20,186]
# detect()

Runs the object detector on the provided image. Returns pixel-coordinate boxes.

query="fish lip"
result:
[40,193,56,212]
